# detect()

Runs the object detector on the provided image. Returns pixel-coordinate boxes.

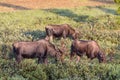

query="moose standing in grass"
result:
[45,24,79,41]
[12,39,63,64]
[70,40,106,63]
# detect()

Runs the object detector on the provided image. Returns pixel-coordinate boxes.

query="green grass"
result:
[0,5,120,80]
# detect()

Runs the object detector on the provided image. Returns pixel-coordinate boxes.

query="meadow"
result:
[0,4,120,80]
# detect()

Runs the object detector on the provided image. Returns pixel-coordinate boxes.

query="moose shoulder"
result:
[12,39,63,64]
[45,24,79,41]
[70,40,106,63]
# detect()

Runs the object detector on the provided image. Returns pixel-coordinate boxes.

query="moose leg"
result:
[38,52,47,64]
[60,54,65,63]
[62,30,67,39]
[38,57,42,64]
[43,57,48,65]
[50,35,53,42]
[76,56,80,63]
[70,52,75,62]
[16,55,23,64]
[76,52,84,63]
[38,54,43,64]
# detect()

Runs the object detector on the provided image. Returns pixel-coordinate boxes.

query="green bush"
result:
[0,5,119,80]
[114,0,120,3]
[19,62,120,80]
[18,60,47,80]
[114,0,120,14]
[0,57,120,80]
[117,7,120,14]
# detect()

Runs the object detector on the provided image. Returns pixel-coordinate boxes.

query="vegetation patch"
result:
[0,5,119,79]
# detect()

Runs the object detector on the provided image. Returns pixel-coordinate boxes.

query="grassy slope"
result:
[0,5,119,46]
[0,4,120,79]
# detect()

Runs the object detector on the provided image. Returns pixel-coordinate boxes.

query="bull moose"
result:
[12,39,63,64]
[70,40,106,63]
[45,24,79,41]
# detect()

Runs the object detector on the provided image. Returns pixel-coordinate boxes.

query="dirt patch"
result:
[0,0,114,12]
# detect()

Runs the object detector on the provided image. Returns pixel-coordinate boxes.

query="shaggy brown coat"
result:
[70,40,106,63]
[45,24,79,41]
[12,39,63,64]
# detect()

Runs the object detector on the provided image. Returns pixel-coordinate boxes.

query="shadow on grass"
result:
[43,9,89,22]
[90,0,114,4]
[0,2,31,10]
[24,30,46,41]
[87,6,117,15]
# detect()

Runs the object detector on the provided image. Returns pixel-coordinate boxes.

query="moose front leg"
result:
[16,55,23,64]
[76,52,84,63]
[38,57,42,64]
[63,31,67,39]
[49,35,53,42]
[70,52,76,62]
[60,54,65,63]
[76,56,80,64]
[43,57,48,65]
[38,55,45,64]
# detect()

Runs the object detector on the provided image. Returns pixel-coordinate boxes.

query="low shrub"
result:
[117,7,120,14]
[114,0,120,3]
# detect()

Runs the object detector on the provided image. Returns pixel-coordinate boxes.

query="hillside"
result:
[0,0,120,80]
[0,0,114,12]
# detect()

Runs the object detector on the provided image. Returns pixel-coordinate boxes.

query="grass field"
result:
[0,4,120,80]
[0,0,114,12]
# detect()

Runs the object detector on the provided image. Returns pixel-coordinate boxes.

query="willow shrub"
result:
[0,57,120,80]
[114,0,120,14]
[114,0,120,3]
[18,61,120,80]
[117,7,120,14]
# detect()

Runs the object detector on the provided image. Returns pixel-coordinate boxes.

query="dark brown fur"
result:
[12,39,63,64]
[70,40,106,63]
[45,24,79,41]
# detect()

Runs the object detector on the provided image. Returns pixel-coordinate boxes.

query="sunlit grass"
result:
[0,5,119,79]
